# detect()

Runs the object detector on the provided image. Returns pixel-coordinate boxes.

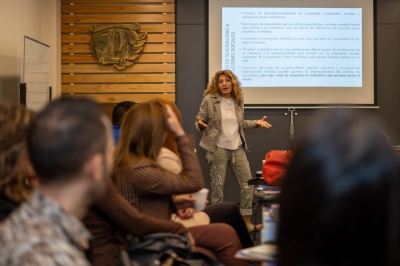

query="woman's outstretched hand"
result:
[196,116,208,129]
[256,116,272,128]
[166,105,185,136]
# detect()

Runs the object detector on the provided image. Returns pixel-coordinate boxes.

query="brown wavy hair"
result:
[0,102,35,204]
[204,70,244,107]
[112,99,168,191]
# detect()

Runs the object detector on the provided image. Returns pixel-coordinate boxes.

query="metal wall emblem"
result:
[90,23,147,70]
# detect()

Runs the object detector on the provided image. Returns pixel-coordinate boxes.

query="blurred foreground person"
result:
[0,102,35,222]
[278,110,400,266]
[0,98,112,265]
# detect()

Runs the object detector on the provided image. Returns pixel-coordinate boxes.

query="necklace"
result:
[221,97,234,106]
[220,97,235,111]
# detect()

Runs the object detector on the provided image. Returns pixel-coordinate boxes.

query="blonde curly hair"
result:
[204,70,244,107]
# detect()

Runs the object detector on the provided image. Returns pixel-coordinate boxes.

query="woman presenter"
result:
[195,70,272,232]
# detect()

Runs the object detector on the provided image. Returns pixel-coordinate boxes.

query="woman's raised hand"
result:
[256,116,272,128]
[166,105,185,136]
[196,116,208,129]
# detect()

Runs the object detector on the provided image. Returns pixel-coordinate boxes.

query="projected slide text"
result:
[222,8,362,87]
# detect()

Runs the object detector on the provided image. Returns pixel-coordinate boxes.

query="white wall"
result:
[43,0,62,101]
[0,0,61,105]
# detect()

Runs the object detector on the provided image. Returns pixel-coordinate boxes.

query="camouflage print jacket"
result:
[0,190,91,266]
[195,93,258,152]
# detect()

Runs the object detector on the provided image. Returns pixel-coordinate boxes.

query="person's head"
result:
[113,99,168,189]
[27,97,113,203]
[0,102,35,203]
[278,109,400,266]
[204,70,244,106]
[157,99,181,157]
[112,101,135,126]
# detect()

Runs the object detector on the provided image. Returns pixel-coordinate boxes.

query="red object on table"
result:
[262,150,293,186]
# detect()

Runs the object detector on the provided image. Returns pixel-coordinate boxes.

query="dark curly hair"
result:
[112,101,135,126]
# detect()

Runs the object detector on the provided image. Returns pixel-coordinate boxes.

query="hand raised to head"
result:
[166,105,185,136]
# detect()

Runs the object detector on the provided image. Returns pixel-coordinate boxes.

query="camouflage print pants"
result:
[206,146,254,216]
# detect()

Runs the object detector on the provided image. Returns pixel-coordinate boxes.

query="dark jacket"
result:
[83,182,187,266]
[0,196,18,222]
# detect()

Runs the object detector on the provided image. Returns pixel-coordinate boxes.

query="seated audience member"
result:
[0,97,112,265]
[278,110,400,266]
[112,101,135,144]
[157,98,254,248]
[0,103,35,222]
[113,99,246,266]
[86,100,196,266]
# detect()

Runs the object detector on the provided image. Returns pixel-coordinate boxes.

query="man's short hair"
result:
[27,97,107,184]
[112,101,135,126]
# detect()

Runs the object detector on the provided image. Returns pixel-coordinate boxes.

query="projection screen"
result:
[209,0,376,107]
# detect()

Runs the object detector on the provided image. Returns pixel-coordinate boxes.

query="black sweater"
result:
[0,196,17,222]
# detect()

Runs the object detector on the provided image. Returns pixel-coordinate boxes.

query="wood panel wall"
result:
[61,0,176,107]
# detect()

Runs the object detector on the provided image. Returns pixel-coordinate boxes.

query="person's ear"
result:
[86,153,104,183]
[25,175,38,188]
[17,150,36,187]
